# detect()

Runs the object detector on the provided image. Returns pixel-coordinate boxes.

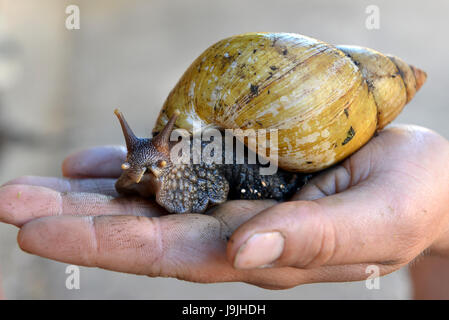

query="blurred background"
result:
[0,0,447,299]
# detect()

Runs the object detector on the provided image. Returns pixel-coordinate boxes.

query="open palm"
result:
[1,124,448,289]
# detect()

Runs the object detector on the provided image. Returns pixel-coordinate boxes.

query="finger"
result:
[62,146,126,178]
[16,213,402,287]
[292,132,377,202]
[241,262,402,290]
[3,176,118,196]
[16,200,275,282]
[209,199,277,239]
[0,184,165,226]
[292,165,352,201]
[17,214,241,281]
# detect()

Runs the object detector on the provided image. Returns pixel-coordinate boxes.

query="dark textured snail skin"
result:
[114,110,309,214]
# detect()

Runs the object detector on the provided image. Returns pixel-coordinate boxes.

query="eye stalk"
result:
[114,109,139,152]
[152,110,180,156]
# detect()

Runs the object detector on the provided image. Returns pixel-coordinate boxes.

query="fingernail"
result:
[233,232,285,269]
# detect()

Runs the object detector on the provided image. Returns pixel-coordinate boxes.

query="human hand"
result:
[0,124,448,289]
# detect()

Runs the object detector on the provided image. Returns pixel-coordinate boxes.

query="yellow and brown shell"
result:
[153,33,426,172]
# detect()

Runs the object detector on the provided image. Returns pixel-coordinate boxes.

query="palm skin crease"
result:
[0,124,449,289]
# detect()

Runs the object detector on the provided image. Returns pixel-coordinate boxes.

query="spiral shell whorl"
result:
[336,45,427,129]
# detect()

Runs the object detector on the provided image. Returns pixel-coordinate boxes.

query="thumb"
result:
[226,182,431,270]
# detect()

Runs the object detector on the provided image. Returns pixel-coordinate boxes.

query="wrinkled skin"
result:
[0,125,449,290]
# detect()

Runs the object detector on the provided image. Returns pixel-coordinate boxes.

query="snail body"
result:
[114,110,309,213]
[115,33,427,214]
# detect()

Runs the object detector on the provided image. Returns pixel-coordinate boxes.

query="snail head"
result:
[114,109,178,186]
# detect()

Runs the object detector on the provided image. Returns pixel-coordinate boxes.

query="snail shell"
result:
[153,32,426,172]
